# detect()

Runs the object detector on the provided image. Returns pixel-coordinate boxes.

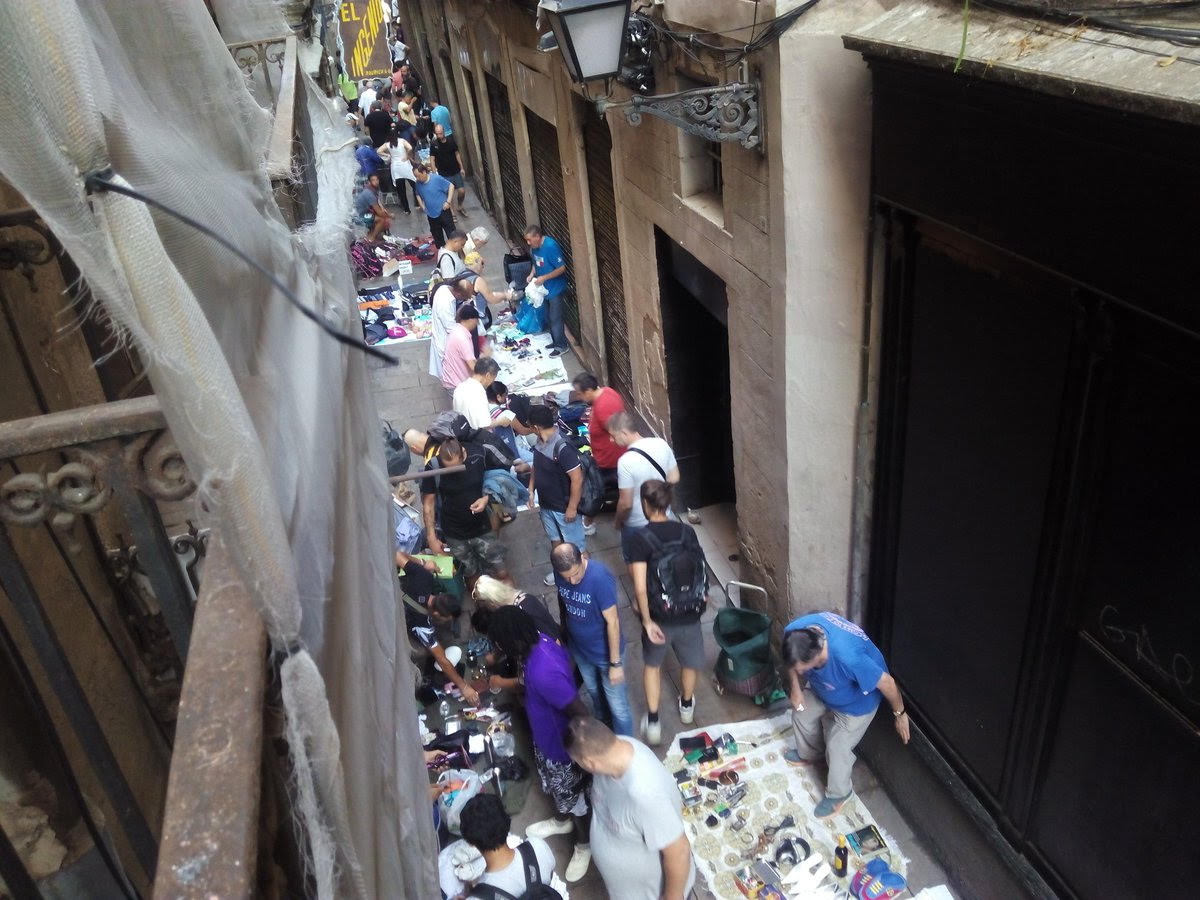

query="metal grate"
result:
[484,73,526,247]
[525,109,579,338]
[579,96,633,399]
[463,69,495,215]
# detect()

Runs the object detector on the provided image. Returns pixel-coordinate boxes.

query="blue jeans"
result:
[539,508,586,550]
[546,291,567,349]
[571,648,634,736]
[482,469,528,516]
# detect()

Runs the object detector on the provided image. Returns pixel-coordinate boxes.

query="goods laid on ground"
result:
[665,715,912,899]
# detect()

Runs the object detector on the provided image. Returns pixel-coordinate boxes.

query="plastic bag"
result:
[524,280,548,308]
[514,297,546,335]
[437,768,484,834]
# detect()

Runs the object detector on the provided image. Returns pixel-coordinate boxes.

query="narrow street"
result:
[370,192,952,898]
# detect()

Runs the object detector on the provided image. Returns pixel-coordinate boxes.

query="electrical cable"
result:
[81,172,399,366]
[974,0,1200,45]
[0,609,141,900]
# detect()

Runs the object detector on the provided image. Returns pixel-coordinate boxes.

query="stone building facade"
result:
[398,0,886,622]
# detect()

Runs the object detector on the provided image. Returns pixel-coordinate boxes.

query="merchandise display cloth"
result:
[490,327,570,396]
[664,714,908,900]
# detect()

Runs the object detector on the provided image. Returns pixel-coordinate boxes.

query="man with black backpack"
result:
[527,404,586,584]
[627,479,709,746]
[460,794,563,899]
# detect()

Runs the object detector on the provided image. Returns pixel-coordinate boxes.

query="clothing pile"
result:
[359,282,434,345]
[349,234,436,280]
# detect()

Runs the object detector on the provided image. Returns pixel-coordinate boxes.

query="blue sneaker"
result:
[813,793,852,818]
[783,749,819,767]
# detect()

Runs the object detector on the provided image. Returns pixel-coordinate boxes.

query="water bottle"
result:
[438,698,451,720]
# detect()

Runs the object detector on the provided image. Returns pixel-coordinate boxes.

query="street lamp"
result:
[537,2,762,150]
[537,0,632,83]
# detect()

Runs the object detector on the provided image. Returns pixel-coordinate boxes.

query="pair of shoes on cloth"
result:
[850,858,907,900]
[814,792,853,819]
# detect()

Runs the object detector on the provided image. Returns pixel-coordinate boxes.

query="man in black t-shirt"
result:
[396,550,479,704]
[528,405,585,587]
[627,479,709,746]
[364,101,394,149]
[430,123,468,218]
[421,438,503,581]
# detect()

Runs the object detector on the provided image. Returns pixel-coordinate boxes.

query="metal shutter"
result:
[579,98,631,399]
[484,73,526,246]
[463,69,495,215]
[525,109,578,338]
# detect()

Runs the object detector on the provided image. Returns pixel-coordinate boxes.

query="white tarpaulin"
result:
[0,0,435,896]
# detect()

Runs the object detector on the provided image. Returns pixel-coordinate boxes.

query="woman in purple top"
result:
[487,607,594,882]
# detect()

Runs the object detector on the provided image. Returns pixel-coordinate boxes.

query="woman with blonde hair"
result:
[463,251,515,330]
[472,575,560,640]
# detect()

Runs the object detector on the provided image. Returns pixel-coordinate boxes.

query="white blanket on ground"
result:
[664,714,908,899]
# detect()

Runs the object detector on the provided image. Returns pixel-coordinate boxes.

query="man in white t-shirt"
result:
[460,794,558,899]
[609,411,680,563]
[453,356,499,429]
[357,82,377,116]
[428,277,473,379]
[566,716,695,900]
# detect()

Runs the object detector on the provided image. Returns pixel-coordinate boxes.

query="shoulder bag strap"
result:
[629,446,667,480]
[470,884,517,900]
[517,840,541,887]
[399,590,429,618]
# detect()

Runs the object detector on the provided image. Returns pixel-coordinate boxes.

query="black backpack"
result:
[643,524,708,620]
[543,434,605,519]
[470,841,562,900]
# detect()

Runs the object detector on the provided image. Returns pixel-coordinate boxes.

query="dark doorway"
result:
[577,94,631,400]
[525,110,579,338]
[655,228,734,509]
[463,69,494,214]
[484,73,525,246]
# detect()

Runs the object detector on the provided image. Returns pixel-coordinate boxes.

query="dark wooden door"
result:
[483,73,525,246]
[525,109,578,338]
[463,69,494,214]
[578,95,631,400]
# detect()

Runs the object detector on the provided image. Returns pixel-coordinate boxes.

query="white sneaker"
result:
[526,817,574,839]
[583,522,596,536]
[543,571,556,586]
[642,714,662,746]
[678,697,695,725]
[565,843,592,882]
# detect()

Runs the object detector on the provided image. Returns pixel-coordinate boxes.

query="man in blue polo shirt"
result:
[781,611,910,818]
[524,223,570,356]
[413,163,456,247]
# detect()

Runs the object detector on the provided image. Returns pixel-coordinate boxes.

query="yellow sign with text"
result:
[340,0,391,81]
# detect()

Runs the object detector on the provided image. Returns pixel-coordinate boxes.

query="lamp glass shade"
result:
[542,0,631,82]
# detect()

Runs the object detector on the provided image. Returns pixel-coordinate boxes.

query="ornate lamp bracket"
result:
[597,81,760,149]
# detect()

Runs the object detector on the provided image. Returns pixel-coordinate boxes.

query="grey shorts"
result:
[447,172,465,189]
[641,618,705,669]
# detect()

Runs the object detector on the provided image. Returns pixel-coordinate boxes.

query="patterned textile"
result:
[665,713,908,899]
[532,746,590,817]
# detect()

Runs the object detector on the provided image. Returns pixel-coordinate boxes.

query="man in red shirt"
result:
[571,372,625,534]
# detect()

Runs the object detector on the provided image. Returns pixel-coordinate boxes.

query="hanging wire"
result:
[82,172,399,366]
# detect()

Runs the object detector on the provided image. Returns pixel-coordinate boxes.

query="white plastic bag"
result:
[524,280,548,308]
[437,768,484,835]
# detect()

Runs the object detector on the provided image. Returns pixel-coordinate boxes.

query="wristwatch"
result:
[893,708,906,718]
[610,661,622,668]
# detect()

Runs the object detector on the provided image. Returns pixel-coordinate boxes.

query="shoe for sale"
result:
[583,522,596,536]
[527,817,574,839]
[565,843,592,882]
[641,714,662,746]
[678,697,695,725]
[814,793,853,819]
[543,571,556,586]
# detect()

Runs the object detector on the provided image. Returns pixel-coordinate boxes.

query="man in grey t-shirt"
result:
[566,716,695,900]
[609,411,680,562]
